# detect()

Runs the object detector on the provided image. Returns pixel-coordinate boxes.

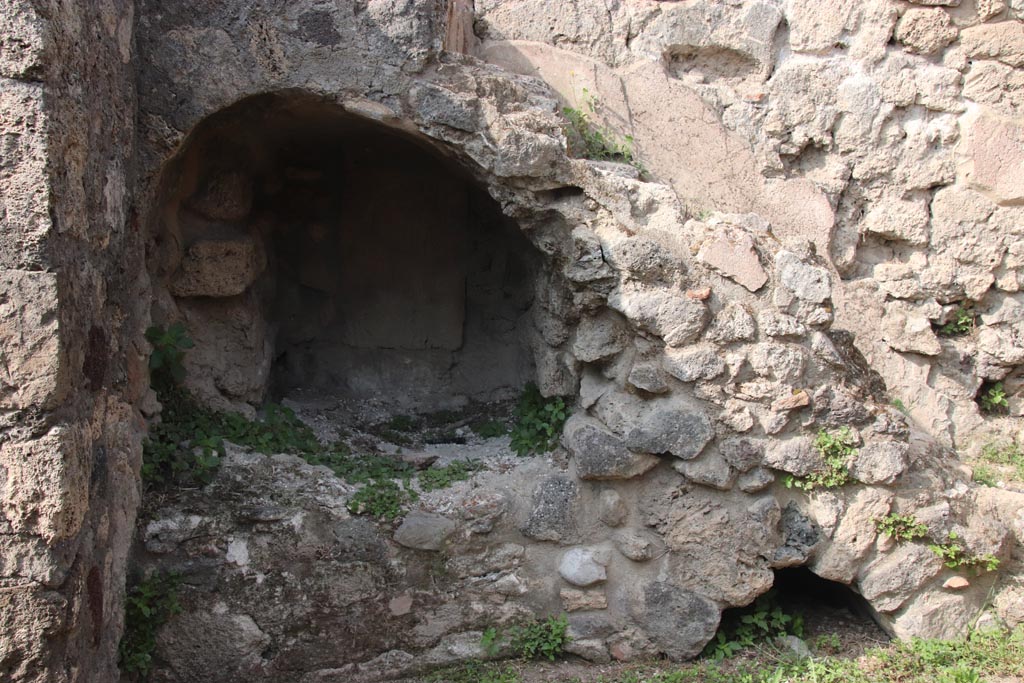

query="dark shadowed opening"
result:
[151,92,540,411]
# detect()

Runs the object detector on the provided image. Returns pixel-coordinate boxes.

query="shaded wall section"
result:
[0,2,142,682]
[150,94,539,411]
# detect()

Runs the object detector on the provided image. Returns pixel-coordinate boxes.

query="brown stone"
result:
[771,390,810,412]
[560,588,608,612]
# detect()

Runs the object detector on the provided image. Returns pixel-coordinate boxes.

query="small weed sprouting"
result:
[346,478,416,521]
[702,591,804,661]
[874,513,929,543]
[813,632,842,655]
[927,532,1000,573]
[510,614,571,661]
[509,384,568,457]
[418,460,481,492]
[118,572,182,679]
[480,614,571,662]
[972,465,999,487]
[979,440,1024,481]
[892,398,910,415]
[562,87,644,174]
[978,382,1009,414]
[937,306,975,337]
[472,419,509,439]
[784,427,856,491]
[145,323,194,387]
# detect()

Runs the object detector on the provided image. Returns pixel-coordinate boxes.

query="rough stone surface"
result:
[563,414,659,480]
[849,442,909,485]
[696,227,768,291]
[170,238,264,298]
[393,511,457,551]
[6,0,1024,679]
[631,582,721,661]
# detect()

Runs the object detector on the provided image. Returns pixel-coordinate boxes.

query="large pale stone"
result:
[696,227,767,291]
[0,270,65,409]
[961,21,1024,67]
[960,110,1024,205]
[663,345,726,383]
[608,284,708,347]
[894,8,958,55]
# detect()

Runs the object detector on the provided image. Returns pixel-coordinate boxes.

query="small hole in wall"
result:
[772,567,887,652]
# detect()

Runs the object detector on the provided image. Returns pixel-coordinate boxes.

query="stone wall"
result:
[1,1,1023,681]
[1,1,141,682]
[473,0,1024,452]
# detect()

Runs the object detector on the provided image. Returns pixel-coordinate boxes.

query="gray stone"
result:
[758,311,807,338]
[777,251,831,303]
[393,511,457,551]
[520,476,579,543]
[764,437,821,477]
[627,361,670,394]
[564,638,611,663]
[624,404,715,460]
[572,311,627,362]
[563,414,659,480]
[663,345,726,383]
[673,451,737,490]
[772,503,820,568]
[849,442,909,485]
[719,438,764,472]
[737,467,775,493]
[559,547,609,587]
[632,582,720,660]
[776,635,812,659]
[706,303,757,343]
[609,284,709,347]
[858,543,943,613]
[597,489,629,527]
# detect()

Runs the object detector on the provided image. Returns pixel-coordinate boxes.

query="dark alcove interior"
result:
[153,92,541,412]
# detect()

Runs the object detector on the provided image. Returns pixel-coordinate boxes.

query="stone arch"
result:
[146,90,570,413]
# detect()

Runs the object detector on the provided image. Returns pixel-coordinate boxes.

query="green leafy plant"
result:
[145,323,194,387]
[426,660,520,683]
[813,633,842,655]
[937,306,975,337]
[418,460,481,492]
[118,572,182,679]
[784,428,856,491]
[703,591,804,661]
[509,384,568,457]
[508,614,570,661]
[346,478,417,521]
[874,513,929,543]
[978,382,1009,414]
[472,419,508,439]
[892,398,910,415]
[979,440,1024,481]
[563,88,644,173]
[480,626,502,657]
[972,465,999,487]
[927,532,1000,573]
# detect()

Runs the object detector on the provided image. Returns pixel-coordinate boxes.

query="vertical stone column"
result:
[1,2,142,681]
